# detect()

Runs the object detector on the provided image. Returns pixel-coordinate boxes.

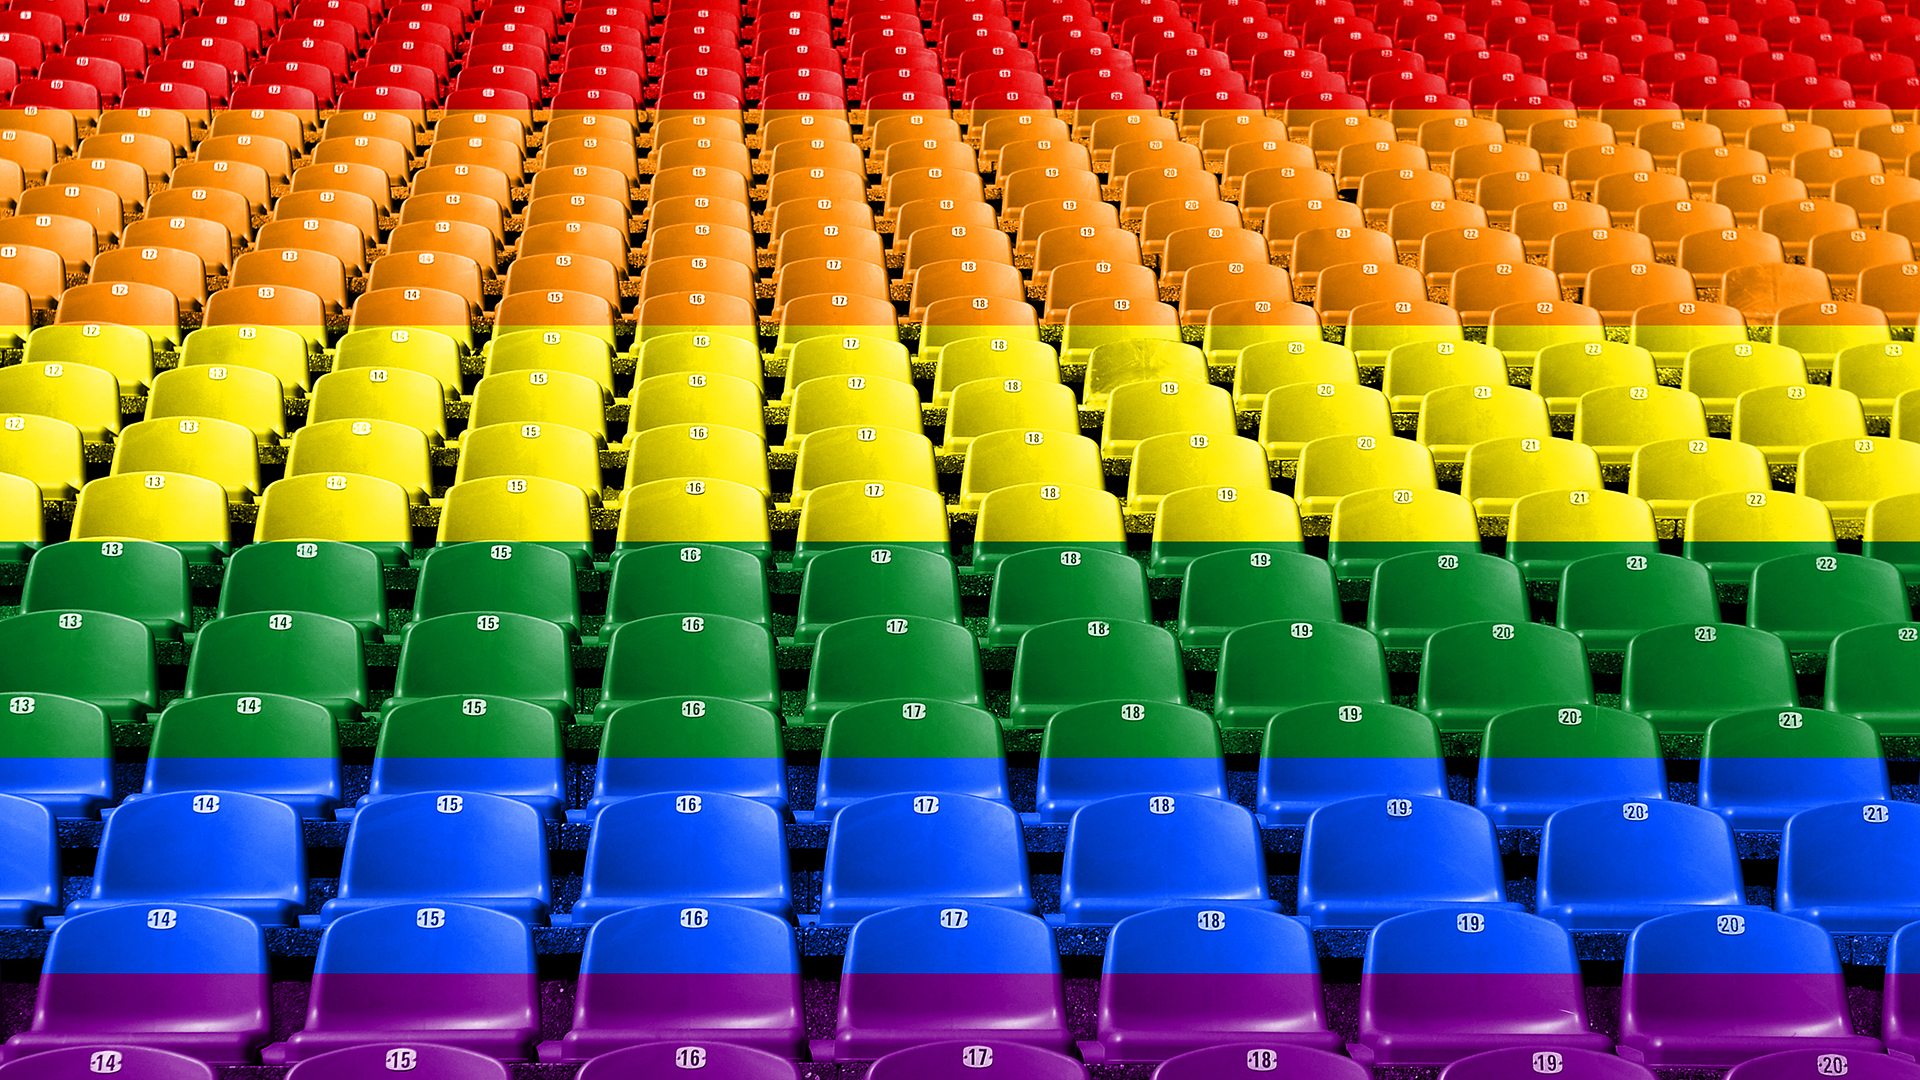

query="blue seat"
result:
[819,903,1075,1062]
[1475,704,1667,828]
[1536,799,1744,932]
[802,615,985,726]
[0,693,113,819]
[1368,551,1530,653]
[572,1041,798,1080]
[1353,909,1613,1065]
[321,792,550,925]
[385,613,575,725]
[1176,549,1341,649]
[1618,910,1878,1067]
[1699,708,1891,832]
[1621,623,1798,735]
[1087,905,1345,1064]
[22,540,190,639]
[1036,701,1225,824]
[216,540,388,640]
[1154,1045,1372,1080]
[0,1046,218,1080]
[819,792,1034,926]
[183,613,369,720]
[0,794,57,926]
[1779,800,1920,933]
[602,543,771,637]
[68,791,305,926]
[1214,620,1390,730]
[795,544,961,644]
[139,694,342,820]
[346,695,564,821]
[596,614,779,722]
[0,610,158,721]
[573,698,788,822]
[542,903,805,1063]
[571,792,791,924]
[814,699,1010,822]
[1297,795,1517,929]
[1725,1050,1920,1080]
[1417,621,1594,735]
[1060,794,1277,925]
[1439,1048,1657,1080]
[986,547,1151,647]
[284,1044,510,1080]
[868,1041,1090,1079]
[0,903,270,1064]
[413,541,582,639]
[1008,618,1187,731]
[1257,701,1446,827]
[265,903,538,1064]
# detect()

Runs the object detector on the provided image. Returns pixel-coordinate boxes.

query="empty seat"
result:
[0,694,111,821]
[184,613,367,721]
[321,792,550,925]
[1368,552,1530,653]
[571,792,789,924]
[598,614,779,723]
[987,547,1149,648]
[815,700,1008,822]
[1037,701,1225,825]
[1155,1045,1371,1080]
[1778,800,1920,933]
[1699,707,1891,831]
[1176,550,1339,649]
[603,544,767,635]
[1060,793,1277,924]
[1439,1049,1657,1080]
[1537,799,1743,931]
[819,791,1033,926]
[385,612,574,725]
[805,616,983,728]
[0,610,156,722]
[413,542,581,640]
[1747,552,1910,655]
[1622,624,1799,734]
[1008,618,1187,731]
[1258,701,1445,827]
[22,540,189,640]
[1684,490,1838,590]
[0,1047,218,1080]
[353,695,563,821]
[1825,622,1920,737]
[283,1045,508,1080]
[0,793,55,926]
[1418,621,1595,735]
[1214,620,1389,729]
[1724,1052,1920,1080]
[1476,704,1668,828]
[577,698,787,823]
[794,545,959,645]
[140,695,340,821]
[1297,794,1516,929]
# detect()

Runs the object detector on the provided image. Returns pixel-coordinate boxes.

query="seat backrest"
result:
[333,792,550,915]
[1300,793,1507,921]
[413,540,581,634]
[1621,909,1851,1034]
[1258,701,1446,824]
[1416,620,1595,730]
[817,699,1008,815]
[836,903,1066,1040]
[1009,618,1187,729]
[21,539,189,634]
[1038,701,1224,821]
[1061,793,1270,922]
[592,698,788,813]
[1157,1045,1371,1080]
[867,1041,1090,1079]
[0,609,157,721]
[1778,799,1920,917]
[0,792,56,921]
[0,1046,217,1080]
[36,903,267,1033]
[1699,707,1890,814]
[146,694,340,814]
[1216,620,1389,729]
[284,1044,510,1080]
[185,612,366,713]
[216,540,386,631]
[1622,623,1798,725]
[1723,1051,1920,1080]
[601,613,779,717]
[87,789,306,918]
[1537,798,1743,911]
[578,792,789,916]
[0,693,112,818]
[391,611,574,713]
[1101,903,1326,1039]
[370,694,562,809]
[1438,1048,1656,1080]
[573,901,800,1043]
[306,902,536,1032]
[1476,703,1665,824]
[572,1041,799,1080]
[822,792,1032,921]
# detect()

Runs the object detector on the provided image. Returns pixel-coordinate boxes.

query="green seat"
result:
[142,692,341,820]
[413,541,583,640]
[1747,552,1910,657]
[1474,703,1666,827]
[1367,551,1530,654]
[1257,701,1445,826]
[216,540,388,639]
[577,696,789,821]
[602,543,770,637]
[1035,700,1224,823]
[1825,621,1920,738]
[1176,549,1340,649]
[387,611,577,724]
[21,539,190,639]
[815,699,1009,820]
[0,610,157,721]
[184,611,369,720]
[1621,622,1797,735]
[985,547,1151,647]
[803,616,984,727]
[795,545,961,645]
[1007,618,1187,731]
[597,613,779,722]
[354,694,566,821]
[1555,551,1721,655]
[1417,620,1593,734]
[1214,619,1388,729]
[1699,707,1889,831]
[0,692,113,818]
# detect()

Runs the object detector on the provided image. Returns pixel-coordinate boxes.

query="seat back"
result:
[32,903,268,1043]
[590,698,788,817]
[576,792,789,920]
[303,903,536,1039]
[1061,793,1272,924]
[146,694,340,818]
[1100,904,1328,1047]
[1038,701,1224,823]
[185,612,367,716]
[1009,618,1187,730]
[1438,1048,1656,1080]
[391,611,574,717]
[1157,1045,1372,1080]
[1538,799,1743,919]
[1622,623,1798,732]
[86,790,305,922]
[332,792,550,921]
[867,1041,1090,1079]
[1258,702,1446,827]
[0,1046,217,1080]
[1476,704,1665,827]
[1298,795,1506,925]
[368,695,563,814]
[572,1041,799,1080]
[0,693,112,819]
[820,792,1032,925]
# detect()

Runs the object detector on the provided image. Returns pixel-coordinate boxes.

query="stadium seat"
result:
[184,613,367,721]
[1418,621,1594,734]
[321,791,550,925]
[866,1041,1089,1079]
[71,472,231,563]
[820,903,1075,1060]
[1825,622,1920,737]
[794,546,960,645]
[1724,1051,1920,1080]
[1036,701,1225,824]
[805,616,984,727]
[571,1041,797,1079]
[1616,909,1878,1066]
[598,614,779,723]
[1699,708,1890,831]
[352,695,562,821]
[385,612,574,725]
[0,610,156,721]
[1622,624,1799,734]
[67,788,304,924]
[571,792,790,924]
[0,793,55,926]
[1777,800,1920,932]
[1557,552,1722,655]
[1327,488,1480,584]
[1088,904,1345,1063]
[1061,793,1277,924]
[1007,618,1187,730]
[1155,1045,1371,1080]
[1259,701,1446,827]
[1438,1048,1656,1080]
[140,695,340,821]
[815,700,1009,822]
[265,903,538,1062]
[1351,908,1613,1065]
[1476,704,1667,828]
[0,903,270,1064]
[576,698,787,823]
[1297,795,1515,929]
[1536,799,1744,931]
[283,1045,509,1080]
[1368,552,1530,653]
[818,791,1034,925]
[604,544,768,637]
[1747,552,1910,656]
[216,542,386,639]
[0,1047,218,1080]
[1176,550,1339,649]
[1214,619,1390,728]
[413,542,581,640]
[987,547,1149,647]
[0,694,112,820]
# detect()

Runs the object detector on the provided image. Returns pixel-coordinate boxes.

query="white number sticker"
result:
[415,908,445,928]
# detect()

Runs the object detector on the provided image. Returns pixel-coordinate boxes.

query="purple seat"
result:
[1086,905,1345,1064]
[284,1044,510,1080]
[1726,1050,1920,1080]
[1352,909,1614,1066]
[0,1047,215,1080]
[573,1042,797,1079]
[1863,920,1920,1060]
[1438,1048,1657,1080]
[539,903,805,1062]
[868,1041,1088,1078]
[0,904,270,1065]
[1152,1045,1372,1080]
[1618,910,1880,1067]
[816,904,1075,1063]
[263,904,538,1064]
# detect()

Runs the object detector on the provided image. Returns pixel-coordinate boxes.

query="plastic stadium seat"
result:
[0,903,269,1064]
[1212,616,1390,727]
[1258,701,1446,827]
[1617,909,1877,1067]
[1747,552,1909,655]
[1726,1052,1920,1080]
[572,1041,798,1079]
[284,1045,509,1080]
[819,903,1074,1061]
[1060,793,1276,925]
[385,612,574,725]
[215,542,386,639]
[818,791,1033,925]
[352,696,563,821]
[140,695,340,821]
[598,614,778,723]
[1036,701,1225,825]
[266,904,537,1063]
[1826,622,1920,737]
[1156,1045,1371,1080]
[1418,621,1595,734]
[865,1041,1088,1078]
[1368,552,1530,653]
[0,1047,218,1080]
[1536,799,1743,931]
[987,548,1149,648]
[815,700,1009,823]
[1476,704,1667,827]
[1007,618,1187,731]
[65,789,303,924]
[576,699,786,823]
[1684,491,1838,590]
[0,693,111,821]
[1628,437,1773,527]
[1088,905,1343,1063]
[1440,1048,1657,1080]
[794,545,959,645]
[1699,707,1890,831]
[793,480,948,570]
[570,792,789,924]
[413,542,581,640]
[0,793,54,926]
[1777,800,1920,932]
[20,540,188,640]
[1297,795,1515,929]
[0,611,157,722]
[805,616,984,727]
[1506,490,1661,586]
[1327,488,1480,584]
[1622,624,1799,734]
[184,613,367,721]
[603,545,768,635]
[253,475,413,565]
[1176,550,1339,649]
[321,792,549,925]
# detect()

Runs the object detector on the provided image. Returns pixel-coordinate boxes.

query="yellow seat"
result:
[1532,341,1659,418]
[485,329,617,394]
[628,372,765,439]
[616,478,772,563]
[0,361,123,443]
[1415,383,1552,468]
[1506,488,1658,567]
[177,324,313,397]
[437,475,594,545]
[1382,340,1507,415]
[1125,432,1270,516]
[1082,339,1208,410]
[1230,339,1357,413]
[973,481,1125,568]
[957,429,1104,512]
[1681,340,1809,420]
[1796,435,1920,525]
[794,479,949,567]
[144,364,285,444]
[1684,488,1835,553]
[781,337,914,404]
[1326,485,1479,579]
[621,423,771,499]
[930,337,1061,407]
[1773,300,1893,376]
[20,322,156,396]
[1258,382,1394,475]
[307,367,448,441]
[109,417,260,500]
[285,418,434,503]
[1628,436,1774,525]
[0,414,84,499]
[943,376,1081,454]
[772,293,900,364]
[333,328,465,400]
[1100,377,1236,461]
[1486,299,1606,374]
[468,369,611,445]
[782,374,924,452]
[1833,340,1920,426]
[1572,385,1711,475]
[1731,383,1869,469]
[72,471,230,550]
[455,421,606,498]
[1460,436,1605,525]
[791,424,939,505]
[1148,484,1302,571]
[1294,432,1437,517]
[1628,300,1749,369]
[1058,297,1182,368]
[1345,299,1464,370]
[633,332,764,386]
